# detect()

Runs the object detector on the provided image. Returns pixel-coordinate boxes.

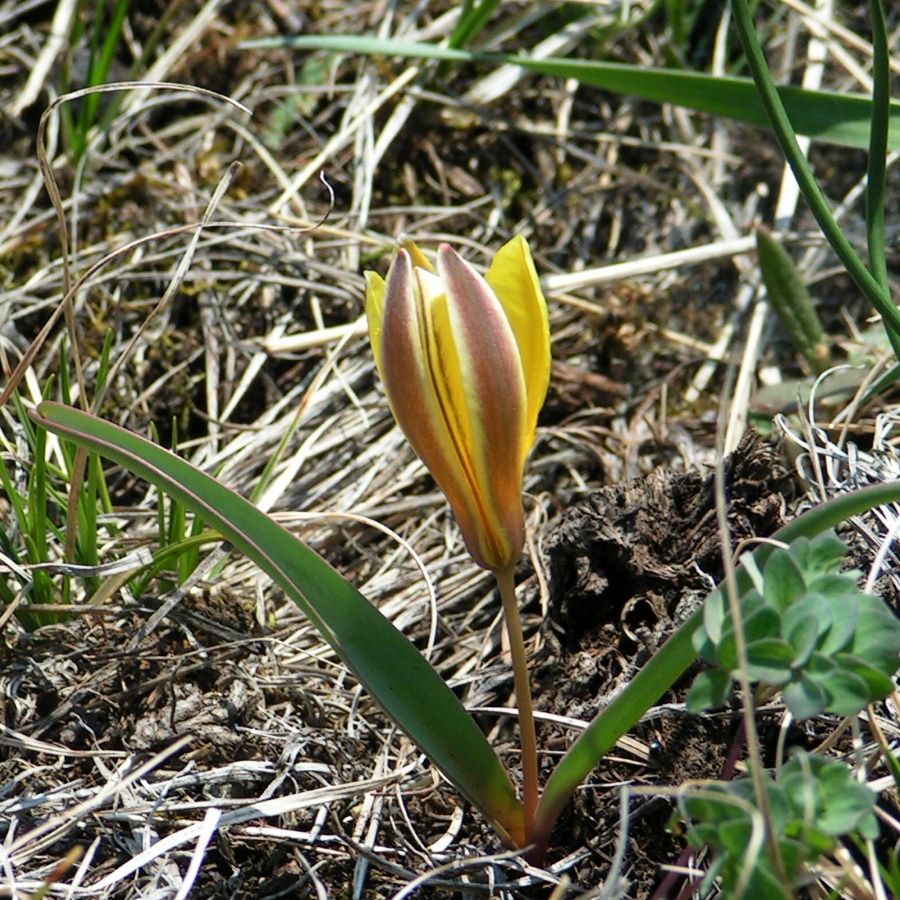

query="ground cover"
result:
[1,1,899,897]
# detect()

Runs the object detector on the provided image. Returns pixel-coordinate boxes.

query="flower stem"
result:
[494,563,538,837]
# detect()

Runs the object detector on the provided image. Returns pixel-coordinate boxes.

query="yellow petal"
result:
[435,245,528,568]
[367,239,547,572]
[400,239,433,272]
[484,236,550,444]
[364,269,386,376]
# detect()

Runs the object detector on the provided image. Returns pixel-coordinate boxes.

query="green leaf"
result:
[819,667,873,716]
[718,816,755,858]
[681,785,739,829]
[815,763,878,838]
[780,606,819,668]
[740,551,765,595]
[693,629,720,665]
[745,637,795,684]
[30,402,525,846]
[814,588,858,654]
[708,592,770,669]
[805,532,849,577]
[447,0,500,50]
[700,587,727,646]
[784,754,879,840]
[835,653,895,701]
[684,753,879,900]
[867,0,890,291]
[743,865,793,900]
[686,668,732,712]
[852,594,900,663]
[743,603,781,644]
[242,36,900,151]
[782,675,827,721]
[717,631,739,671]
[686,822,721,848]
[762,548,806,611]
[773,837,809,886]
[807,572,863,598]
[784,823,833,857]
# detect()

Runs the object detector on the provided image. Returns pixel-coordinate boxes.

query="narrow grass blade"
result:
[448,0,500,50]
[729,0,900,360]
[32,401,525,846]
[531,479,900,857]
[78,0,132,148]
[866,0,889,290]
[243,36,900,151]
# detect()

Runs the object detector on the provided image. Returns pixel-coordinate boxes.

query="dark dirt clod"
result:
[545,429,791,653]
[532,430,794,895]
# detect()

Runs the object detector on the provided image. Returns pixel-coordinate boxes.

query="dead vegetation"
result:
[1,1,899,897]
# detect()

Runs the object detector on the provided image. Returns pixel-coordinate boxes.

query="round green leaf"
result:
[782,675,827,720]
[746,637,795,684]
[762,548,806,611]
[820,667,872,716]
[781,601,822,666]
[687,668,732,712]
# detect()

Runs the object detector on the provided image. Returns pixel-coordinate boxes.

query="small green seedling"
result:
[677,752,879,900]
[688,531,900,720]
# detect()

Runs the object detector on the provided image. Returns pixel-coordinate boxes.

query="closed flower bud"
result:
[365,236,550,571]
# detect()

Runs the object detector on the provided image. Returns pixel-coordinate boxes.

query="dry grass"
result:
[1,0,899,897]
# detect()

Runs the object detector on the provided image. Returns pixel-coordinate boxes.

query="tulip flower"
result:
[366,236,550,830]
[364,236,550,572]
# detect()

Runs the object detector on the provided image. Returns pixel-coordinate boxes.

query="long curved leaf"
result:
[32,401,525,846]
[243,36,900,151]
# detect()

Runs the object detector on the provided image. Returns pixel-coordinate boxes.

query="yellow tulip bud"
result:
[365,236,550,571]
